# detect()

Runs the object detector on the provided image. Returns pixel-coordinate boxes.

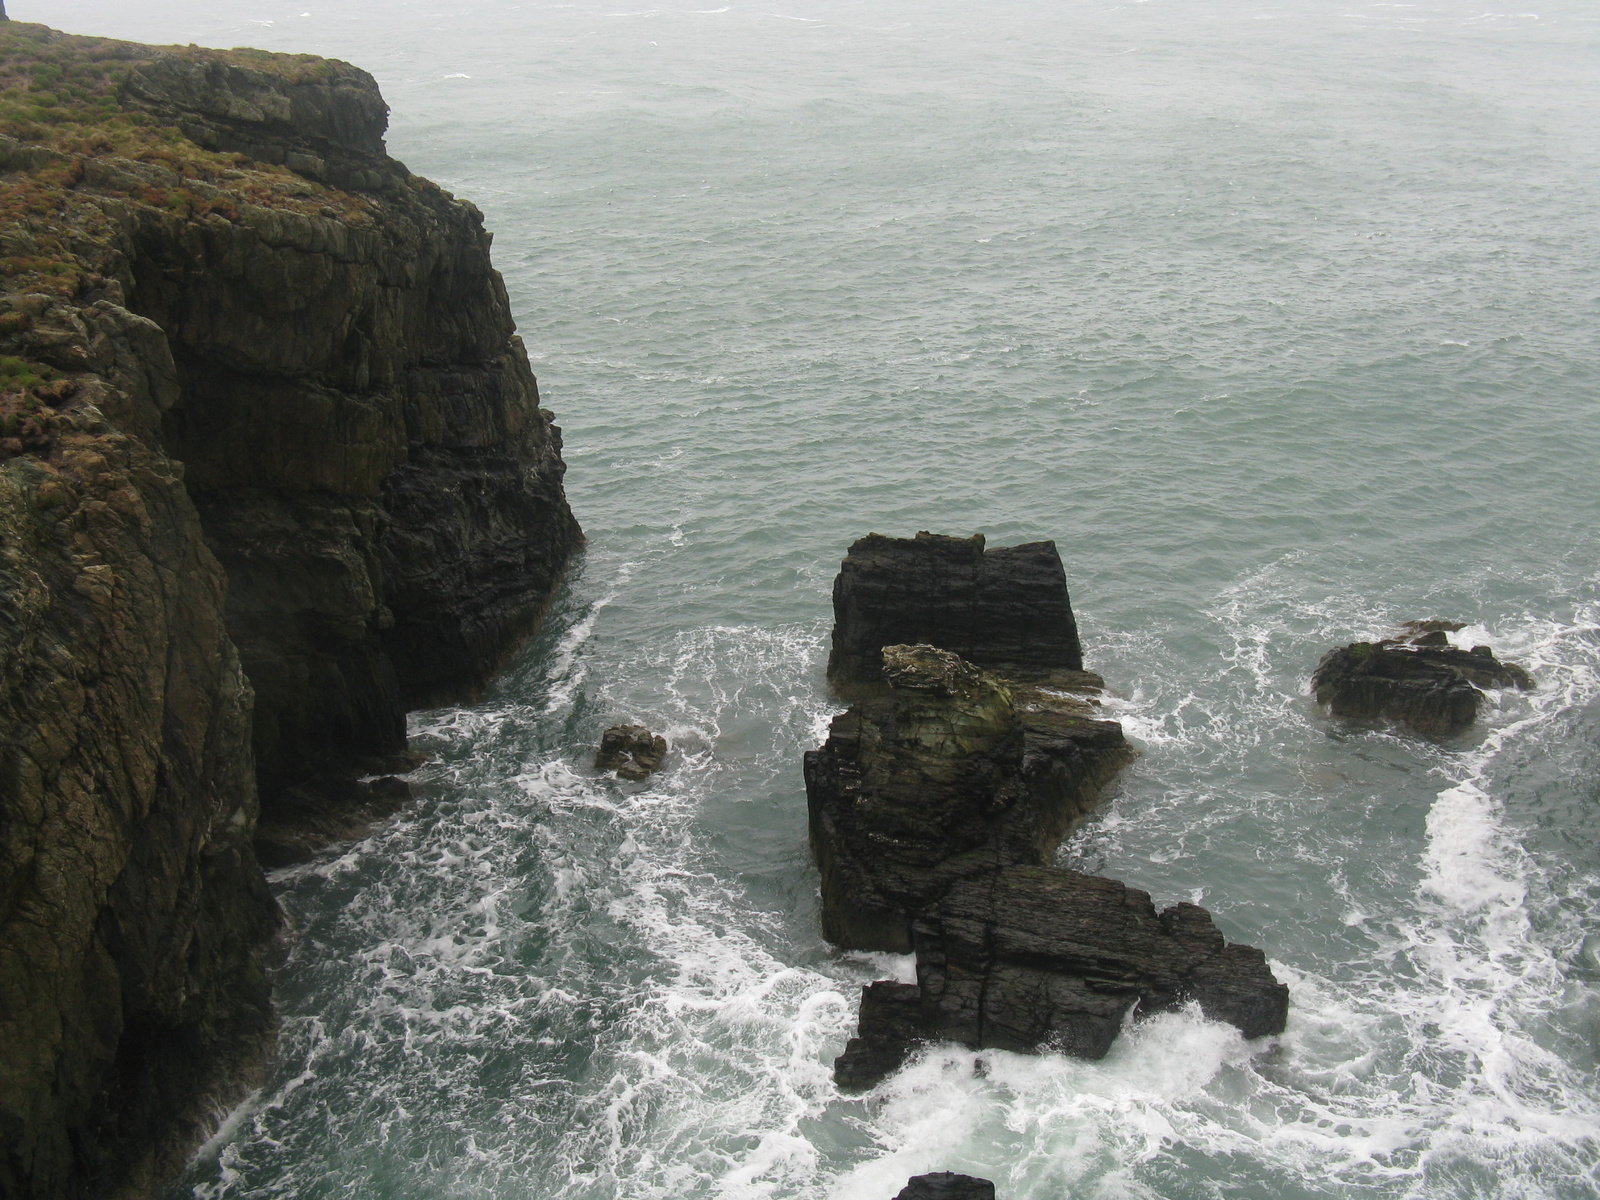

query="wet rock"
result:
[895,1173,997,1200]
[253,774,413,869]
[811,552,1283,1093]
[835,866,1288,1091]
[596,724,668,781]
[827,532,1087,692]
[805,644,1131,952]
[833,981,926,1092]
[1312,632,1534,737]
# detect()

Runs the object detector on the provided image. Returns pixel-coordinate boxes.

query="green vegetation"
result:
[0,21,374,307]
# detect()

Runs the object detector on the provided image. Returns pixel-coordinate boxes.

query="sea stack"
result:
[811,534,1287,1090]
[0,22,578,1199]
[828,531,1092,692]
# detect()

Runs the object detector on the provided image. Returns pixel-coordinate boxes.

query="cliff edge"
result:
[0,20,579,1198]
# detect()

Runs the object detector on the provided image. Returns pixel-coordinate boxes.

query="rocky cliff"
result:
[0,21,578,1198]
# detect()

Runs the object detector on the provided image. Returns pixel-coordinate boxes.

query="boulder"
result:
[805,645,1132,952]
[1312,629,1534,737]
[895,1174,997,1200]
[595,724,668,781]
[827,532,1088,692]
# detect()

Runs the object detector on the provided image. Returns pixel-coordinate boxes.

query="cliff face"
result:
[0,21,579,1198]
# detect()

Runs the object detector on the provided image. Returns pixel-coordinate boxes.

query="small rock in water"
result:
[894,1173,997,1200]
[595,724,668,781]
[1311,625,1534,737]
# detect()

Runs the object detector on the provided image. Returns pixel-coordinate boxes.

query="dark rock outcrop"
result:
[0,385,277,1198]
[1,22,579,1199]
[812,540,1285,1092]
[827,532,1088,692]
[806,644,1131,952]
[1312,628,1534,737]
[901,867,1286,1062]
[117,57,582,823]
[595,724,668,782]
[895,1173,997,1200]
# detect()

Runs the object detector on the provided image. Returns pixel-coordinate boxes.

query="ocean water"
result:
[31,0,1600,1196]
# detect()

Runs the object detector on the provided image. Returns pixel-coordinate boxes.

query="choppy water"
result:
[36,0,1600,1195]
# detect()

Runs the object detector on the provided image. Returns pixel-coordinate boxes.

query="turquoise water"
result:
[36,0,1600,1195]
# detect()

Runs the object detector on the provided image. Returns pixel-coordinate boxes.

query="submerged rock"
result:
[596,724,668,781]
[1312,629,1534,737]
[827,532,1090,692]
[254,773,414,869]
[894,1173,997,1200]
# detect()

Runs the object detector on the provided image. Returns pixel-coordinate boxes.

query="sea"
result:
[32,0,1600,1195]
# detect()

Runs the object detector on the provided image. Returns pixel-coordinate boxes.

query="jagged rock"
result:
[596,724,668,781]
[835,865,1288,1091]
[0,413,276,1200]
[1312,631,1534,737]
[811,557,1283,1092]
[827,532,1088,692]
[0,24,579,1199]
[805,644,1132,952]
[833,981,926,1091]
[895,1173,997,1200]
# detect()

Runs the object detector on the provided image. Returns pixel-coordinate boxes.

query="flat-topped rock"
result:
[813,536,1284,1093]
[827,532,1084,692]
[1312,627,1534,737]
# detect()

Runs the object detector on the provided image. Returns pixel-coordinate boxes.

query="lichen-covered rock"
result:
[895,1173,997,1200]
[812,555,1282,1092]
[805,644,1131,952]
[0,411,277,1199]
[595,724,668,782]
[0,21,580,1198]
[827,532,1087,692]
[1312,630,1534,737]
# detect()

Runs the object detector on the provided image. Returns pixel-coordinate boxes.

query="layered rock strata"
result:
[1312,624,1534,737]
[833,868,1287,1086]
[1,21,578,1198]
[813,536,1286,1090]
[806,644,1132,952]
[827,532,1092,693]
